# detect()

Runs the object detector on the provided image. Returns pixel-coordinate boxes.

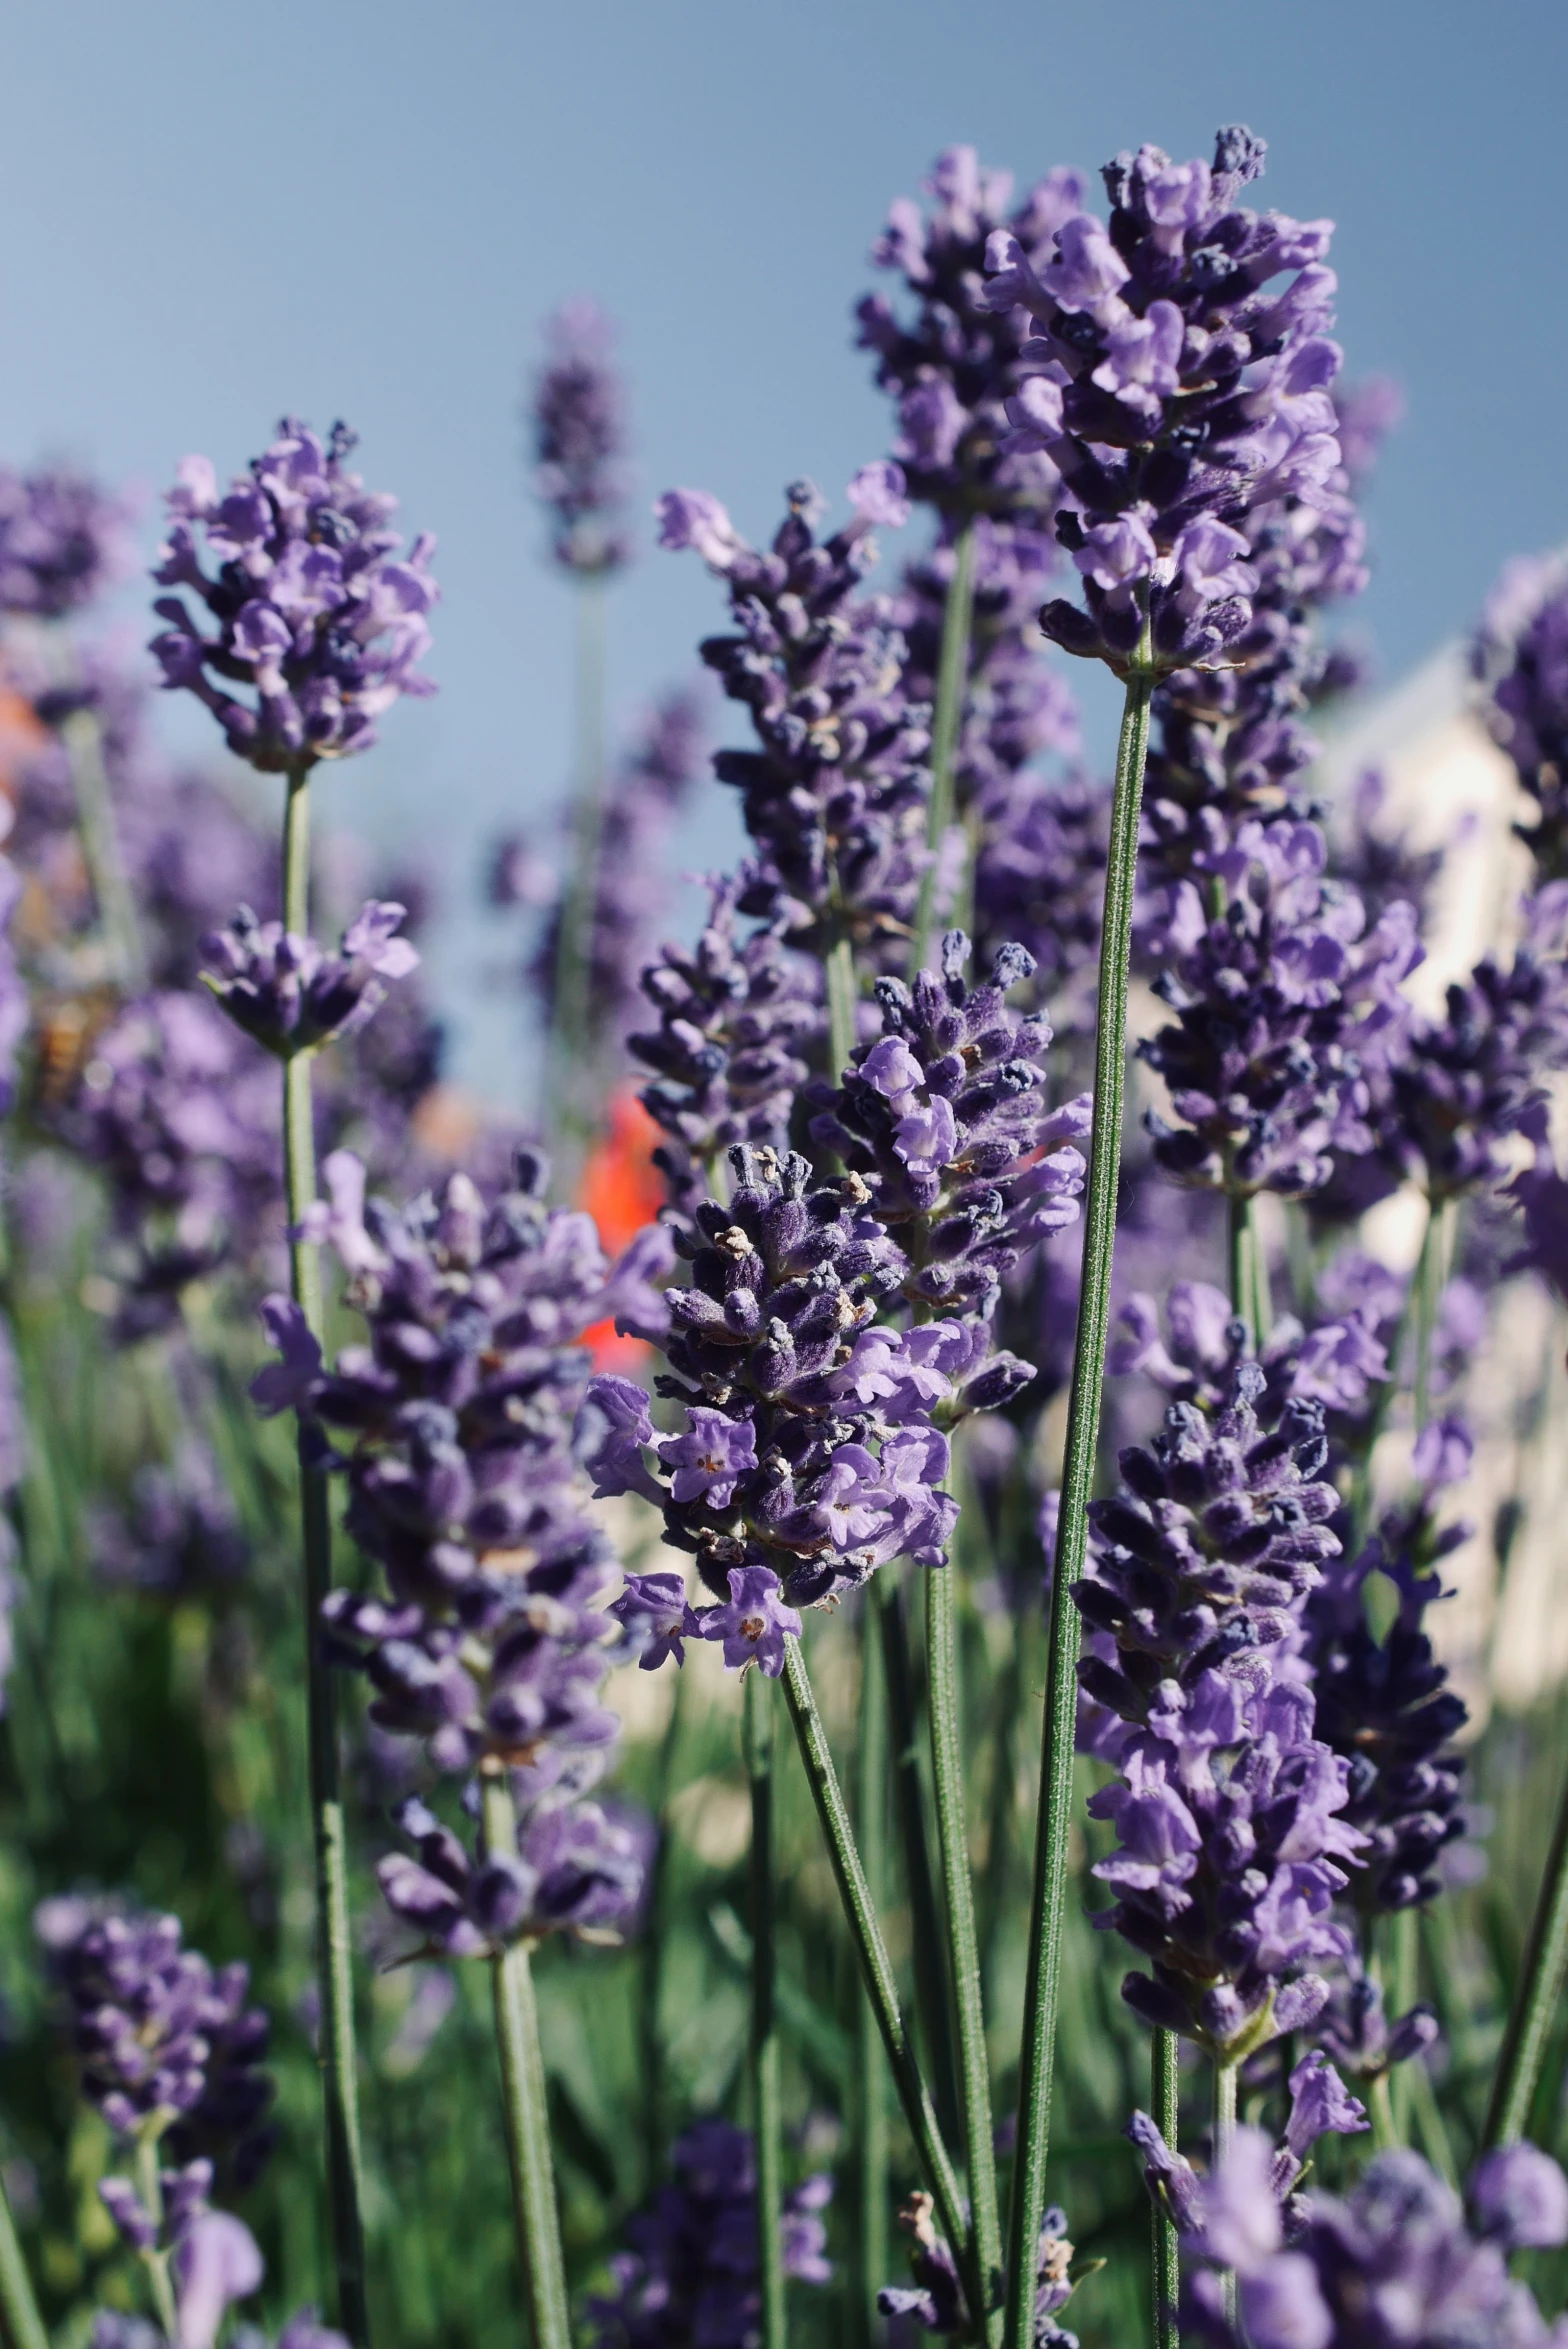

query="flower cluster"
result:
[0,463,134,619]
[151,420,438,771]
[656,472,933,959]
[1303,1418,1471,1912]
[251,1149,666,1952]
[982,126,1345,673]
[530,300,632,577]
[807,931,1090,1317]
[588,2120,831,2349]
[33,1898,274,2185]
[1140,819,1420,1198]
[879,2192,1081,2345]
[1075,1359,1365,2059]
[1475,552,1568,881]
[200,899,418,1057]
[90,1441,250,1597]
[629,874,820,1215]
[857,145,1087,520]
[1108,1274,1392,1429]
[1179,2135,1568,2347]
[1131,2046,1368,2249]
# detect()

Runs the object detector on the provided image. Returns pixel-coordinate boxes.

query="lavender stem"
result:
[1150,2034,1180,2349]
[1004,659,1154,2349]
[60,704,146,994]
[1214,2061,1238,2331]
[855,1612,890,2348]
[134,2127,177,2339]
[280,761,370,2347]
[876,1578,962,2151]
[925,1565,1002,2341]
[778,1635,973,2290]
[550,571,609,1137]
[1484,1752,1568,2148]
[480,1771,571,2349]
[744,1668,787,2349]
[0,2160,46,2349]
[1227,1192,1271,1348]
[911,520,977,976]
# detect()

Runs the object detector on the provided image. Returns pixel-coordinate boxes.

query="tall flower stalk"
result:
[1005,657,1153,2347]
[148,418,440,2340]
[744,1670,786,2349]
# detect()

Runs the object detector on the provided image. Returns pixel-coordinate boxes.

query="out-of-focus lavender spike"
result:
[529,300,632,578]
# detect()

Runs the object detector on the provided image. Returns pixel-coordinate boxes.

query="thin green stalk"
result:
[481,1772,572,2349]
[745,1670,787,2349]
[911,521,977,975]
[280,762,369,2346]
[1410,1199,1450,1436]
[1004,660,1155,2349]
[1387,1907,1418,2145]
[827,933,859,1083]
[135,2127,178,2340]
[1214,2063,1238,2332]
[1150,2034,1180,2349]
[1227,1192,1270,1348]
[60,703,146,992]
[778,1637,972,2293]
[875,1578,962,2151]
[856,1603,890,2348]
[550,572,609,1132]
[1484,1747,1568,2147]
[0,2160,46,2349]
[640,1670,686,2186]
[926,1568,1002,2341]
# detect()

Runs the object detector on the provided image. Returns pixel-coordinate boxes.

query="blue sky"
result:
[2,0,1563,1093]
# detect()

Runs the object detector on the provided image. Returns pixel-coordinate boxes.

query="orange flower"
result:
[578,1087,664,1369]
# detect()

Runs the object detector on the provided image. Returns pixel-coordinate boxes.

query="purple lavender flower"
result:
[656,476,931,958]
[630,873,819,1215]
[89,1442,250,1596]
[696,1564,802,1677]
[858,147,1087,522]
[1333,374,1404,491]
[1109,1275,1390,1425]
[1475,551,1568,881]
[1330,768,1451,936]
[587,2118,831,2349]
[1179,2136,1568,2347]
[530,300,632,577]
[150,421,437,771]
[1302,1420,1471,1911]
[251,1150,663,1945]
[1131,2048,1367,2248]
[200,899,417,1057]
[1141,819,1420,1198]
[1316,1965,1440,2090]
[34,1899,274,2184]
[981,127,1345,674]
[878,2191,1081,2345]
[808,931,1089,1317]
[377,1790,646,1958]
[0,464,135,618]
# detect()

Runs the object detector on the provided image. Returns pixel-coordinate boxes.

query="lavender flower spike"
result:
[150,419,437,771]
[530,299,632,576]
[200,899,418,1057]
[0,463,136,618]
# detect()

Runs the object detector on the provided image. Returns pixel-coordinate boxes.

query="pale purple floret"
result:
[377,1791,646,1957]
[0,463,135,618]
[978,128,1345,674]
[200,899,417,1056]
[697,1565,802,1677]
[530,299,632,576]
[879,2191,1080,2344]
[1179,2137,1568,2347]
[587,2118,832,2349]
[1474,550,1568,881]
[150,420,437,771]
[609,1572,696,1670]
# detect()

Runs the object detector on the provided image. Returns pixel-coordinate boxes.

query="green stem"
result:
[1411,1199,1449,1436]
[1150,2034,1180,2349]
[911,522,977,976]
[60,703,146,992]
[1484,1747,1568,2147]
[875,1578,962,2153]
[550,572,609,1134]
[1004,662,1154,2349]
[855,1603,890,2348]
[926,1568,1002,2341]
[0,2160,46,2349]
[482,1773,572,2349]
[1386,1906,1418,2145]
[1226,1192,1270,1349]
[1214,2062,1238,2331]
[640,1670,685,2187]
[135,2127,177,2340]
[280,762,369,2346]
[745,1671,787,2349]
[778,1638,972,2293]
[826,933,859,1084]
